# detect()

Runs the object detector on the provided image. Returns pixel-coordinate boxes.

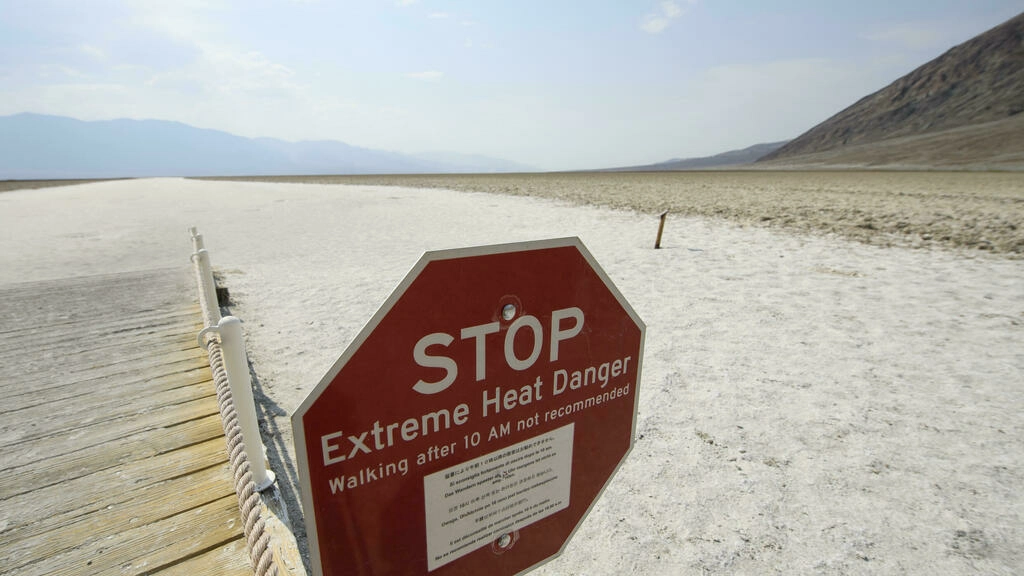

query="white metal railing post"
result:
[188,228,301,574]
[218,315,276,492]
[189,227,206,252]
[191,248,221,327]
[189,227,218,327]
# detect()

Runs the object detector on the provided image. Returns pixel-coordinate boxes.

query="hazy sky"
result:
[2,1,1022,170]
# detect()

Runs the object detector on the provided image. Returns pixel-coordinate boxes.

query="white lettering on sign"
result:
[504,315,543,370]
[412,307,585,395]
[413,333,459,394]
[460,322,500,381]
[553,356,632,393]
[423,424,574,571]
[549,307,583,361]
[319,404,471,466]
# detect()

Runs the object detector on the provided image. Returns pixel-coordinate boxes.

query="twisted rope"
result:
[206,338,278,576]
[191,234,278,576]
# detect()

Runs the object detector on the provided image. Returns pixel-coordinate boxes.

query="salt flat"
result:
[1,176,1021,574]
[205,171,1024,256]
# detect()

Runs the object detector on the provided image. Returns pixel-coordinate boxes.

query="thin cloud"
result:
[641,14,671,34]
[79,44,106,60]
[640,0,692,35]
[428,12,451,19]
[395,0,418,6]
[661,1,682,18]
[406,70,443,82]
[862,21,951,51]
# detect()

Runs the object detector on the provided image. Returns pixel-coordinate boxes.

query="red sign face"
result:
[293,238,644,576]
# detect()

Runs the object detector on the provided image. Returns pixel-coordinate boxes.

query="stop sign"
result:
[293,238,644,576]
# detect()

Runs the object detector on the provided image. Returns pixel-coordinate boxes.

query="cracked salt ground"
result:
[1,176,1021,574]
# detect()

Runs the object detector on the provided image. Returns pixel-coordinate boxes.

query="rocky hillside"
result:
[605,141,788,171]
[761,12,1024,166]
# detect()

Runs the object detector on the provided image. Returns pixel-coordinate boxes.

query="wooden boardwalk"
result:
[0,268,251,575]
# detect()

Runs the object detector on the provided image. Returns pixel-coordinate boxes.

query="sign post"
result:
[293,238,644,575]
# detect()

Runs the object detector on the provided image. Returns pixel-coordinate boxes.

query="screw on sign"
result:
[292,238,645,576]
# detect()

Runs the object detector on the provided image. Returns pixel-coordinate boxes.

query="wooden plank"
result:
[0,267,182,294]
[0,307,198,346]
[0,412,225,499]
[4,494,245,576]
[1,371,211,421]
[2,343,206,391]
[0,391,220,467]
[0,325,199,368]
[8,337,204,381]
[0,337,198,376]
[0,313,195,343]
[0,394,220,471]
[1,361,210,414]
[0,325,199,364]
[0,271,197,343]
[1,354,210,404]
[0,294,184,328]
[0,436,228,534]
[0,284,190,311]
[1,337,214,435]
[2,347,207,396]
[0,377,216,447]
[0,305,197,337]
[0,266,188,300]
[152,537,254,576]
[0,269,250,575]
[0,462,236,567]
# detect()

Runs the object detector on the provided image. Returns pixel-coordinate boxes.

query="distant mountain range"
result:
[760,11,1024,169]
[6,13,1022,180]
[605,141,789,171]
[0,113,532,179]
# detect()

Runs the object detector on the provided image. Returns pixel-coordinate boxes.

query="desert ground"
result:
[0,178,126,194]
[204,171,1024,257]
[1,172,1021,574]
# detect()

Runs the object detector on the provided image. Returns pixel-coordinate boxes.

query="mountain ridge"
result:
[0,112,531,179]
[760,11,1024,167]
[603,141,789,172]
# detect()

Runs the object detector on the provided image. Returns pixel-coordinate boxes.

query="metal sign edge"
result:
[516,323,645,576]
[291,235,644,576]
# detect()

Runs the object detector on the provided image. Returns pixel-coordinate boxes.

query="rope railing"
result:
[208,340,276,574]
[189,227,292,576]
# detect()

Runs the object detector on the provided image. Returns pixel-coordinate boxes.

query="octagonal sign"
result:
[293,237,644,576]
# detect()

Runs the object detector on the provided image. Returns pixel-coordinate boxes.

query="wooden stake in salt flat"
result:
[655,210,669,249]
